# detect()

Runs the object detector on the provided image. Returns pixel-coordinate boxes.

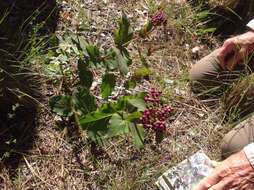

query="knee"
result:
[189,65,203,81]
[221,134,241,159]
[221,125,251,159]
[189,49,221,81]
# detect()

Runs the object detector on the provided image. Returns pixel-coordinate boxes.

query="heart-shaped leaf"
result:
[71,88,97,116]
[107,113,131,137]
[49,95,72,116]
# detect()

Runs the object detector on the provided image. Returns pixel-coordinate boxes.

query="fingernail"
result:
[206,183,211,188]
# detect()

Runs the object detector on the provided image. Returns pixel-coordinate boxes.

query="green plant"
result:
[49,10,174,149]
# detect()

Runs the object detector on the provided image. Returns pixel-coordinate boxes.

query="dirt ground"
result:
[1,0,240,189]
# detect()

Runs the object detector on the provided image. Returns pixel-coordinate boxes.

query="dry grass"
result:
[1,0,248,189]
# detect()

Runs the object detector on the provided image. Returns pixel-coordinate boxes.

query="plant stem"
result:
[72,107,88,147]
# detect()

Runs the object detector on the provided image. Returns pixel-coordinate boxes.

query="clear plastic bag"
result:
[156,151,214,190]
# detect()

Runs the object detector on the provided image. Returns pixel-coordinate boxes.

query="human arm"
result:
[217,19,254,70]
[191,149,254,190]
[217,31,254,70]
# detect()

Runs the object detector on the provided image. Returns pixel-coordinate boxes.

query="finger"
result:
[241,183,254,190]
[208,177,232,190]
[192,181,212,190]
[235,48,246,66]
[217,41,237,70]
[246,45,254,55]
[225,51,238,70]
[192,170,222,190]
[217,47,227,70]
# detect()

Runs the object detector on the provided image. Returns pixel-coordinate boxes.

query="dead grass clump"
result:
[223,73,254,121]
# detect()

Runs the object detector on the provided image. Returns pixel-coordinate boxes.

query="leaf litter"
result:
[1,0,225,189]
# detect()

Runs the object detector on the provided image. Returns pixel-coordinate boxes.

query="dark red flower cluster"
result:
[140,88,173,132]
[151,12,167,26]
[144,87,162,103]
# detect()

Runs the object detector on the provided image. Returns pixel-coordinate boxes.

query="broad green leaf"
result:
[71,88,97,116]
[128,99,146,111]
[114,11,133,48]
[49,95,72,116]
[78,59,93,89]
[85,46,104,69]
[115,96,134,112]
[85,120,109,146]
[107,113,130,137]
[113,47,132,76]
[80,101,117,125]
[130,124,144,150]
[101,73,116,98]
[79,112,113,124]
[80,102,119,146]
[115,93,146,112]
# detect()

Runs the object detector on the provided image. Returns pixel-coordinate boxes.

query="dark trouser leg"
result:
[221,115,254,158]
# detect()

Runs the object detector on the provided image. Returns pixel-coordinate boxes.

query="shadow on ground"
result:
[0,0,59,172]
[188,0,254,36]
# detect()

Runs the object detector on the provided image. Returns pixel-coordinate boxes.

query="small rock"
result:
[192,46,200,54]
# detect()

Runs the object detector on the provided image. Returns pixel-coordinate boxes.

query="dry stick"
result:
[21,175,33,189]
[174,100,208,113]
[23,156,53,188]
[7,87,51,113]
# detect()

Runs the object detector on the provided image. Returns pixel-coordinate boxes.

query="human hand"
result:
[217,31,254,70]
[192,150,254,190]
